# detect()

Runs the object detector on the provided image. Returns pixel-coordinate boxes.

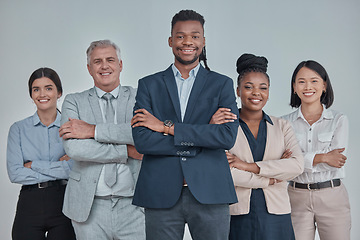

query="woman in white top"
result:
[282,60,351,240]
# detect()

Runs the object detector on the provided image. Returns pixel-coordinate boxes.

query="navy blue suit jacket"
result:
[132,65,239,208]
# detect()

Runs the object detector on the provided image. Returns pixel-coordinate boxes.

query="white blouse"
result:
[282,105,348,184]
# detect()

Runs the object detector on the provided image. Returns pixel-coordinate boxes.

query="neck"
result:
[37,108,58,126]
[174,61,199,79]
[240,108,263,123]
[300,102,323,125]
[300,102,323,115]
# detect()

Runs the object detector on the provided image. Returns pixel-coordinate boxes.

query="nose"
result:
[304,81,311,90]
[101,61,109,69]
[252,88,260,96]
[39,89,46,97]
[182,36,193,45]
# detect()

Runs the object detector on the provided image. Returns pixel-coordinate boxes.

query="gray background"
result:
[0,0,359,239]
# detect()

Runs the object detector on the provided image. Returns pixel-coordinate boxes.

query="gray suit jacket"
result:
[61,86,141,222]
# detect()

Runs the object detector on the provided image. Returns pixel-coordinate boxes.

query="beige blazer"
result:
[229,116,304,215]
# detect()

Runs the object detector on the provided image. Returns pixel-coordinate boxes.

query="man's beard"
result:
[175,54,200,66]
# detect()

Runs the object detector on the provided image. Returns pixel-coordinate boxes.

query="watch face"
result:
[164,120,174,127]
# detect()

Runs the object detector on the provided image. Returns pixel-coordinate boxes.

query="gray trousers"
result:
[145,187,230,240]
[72,197,145,240]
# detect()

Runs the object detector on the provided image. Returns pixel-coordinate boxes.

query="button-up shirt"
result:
[172,63,200,121]
[7,112,72,185]
[94,85,134,197]
[282,105,348,183]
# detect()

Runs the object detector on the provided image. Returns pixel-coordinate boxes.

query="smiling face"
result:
[31,77,61,112]
[237,72,269,113]
[168,20,205,69]
[87,46,122,92]
[293,67,326,107]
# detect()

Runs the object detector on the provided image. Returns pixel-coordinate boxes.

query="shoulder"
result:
[325,108,348,123]
[9,115,33,132]
[203,68,232,83]
[280,109,299,122]
[269,115,290,128]
[120,85,137,98]
[63,88,93,101]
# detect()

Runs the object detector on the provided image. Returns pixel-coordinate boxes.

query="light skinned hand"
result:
[59,118,95,139]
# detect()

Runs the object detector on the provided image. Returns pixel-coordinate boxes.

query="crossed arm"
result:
[59,94,142,162]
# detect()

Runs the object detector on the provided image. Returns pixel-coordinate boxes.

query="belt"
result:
[95,195,124,200]
[289,179,341,190]
[22,179,68,190]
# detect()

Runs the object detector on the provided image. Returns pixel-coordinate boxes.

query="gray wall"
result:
[0,0,359,239]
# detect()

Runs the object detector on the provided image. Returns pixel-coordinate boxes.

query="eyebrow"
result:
[32,84,54,88]
[175,31,202,34]
[243,82,268,86]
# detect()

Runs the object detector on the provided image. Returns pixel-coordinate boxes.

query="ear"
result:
[87,64,92,76]
[168,36,172,47]
[236,86,241,97]
[119,60,123,72]
[58,92,62,99]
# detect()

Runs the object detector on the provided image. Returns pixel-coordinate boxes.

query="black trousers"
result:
[12,184,75,240]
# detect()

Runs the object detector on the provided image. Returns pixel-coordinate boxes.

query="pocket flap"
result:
[69,171,81,181]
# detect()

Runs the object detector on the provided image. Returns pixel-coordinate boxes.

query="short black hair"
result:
[171,10,205,33]
[28,67,63,97]
[290,60,334,108]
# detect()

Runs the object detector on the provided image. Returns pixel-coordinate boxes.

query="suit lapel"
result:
[163,66,181,122]
[88,87,104,123]
[183,65,208,123]
[116,86,129,123]
[263,118,273,161]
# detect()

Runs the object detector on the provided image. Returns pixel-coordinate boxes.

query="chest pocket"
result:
[318,132,333,150]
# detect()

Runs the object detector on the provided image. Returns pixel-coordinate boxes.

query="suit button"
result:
[181,157,187,161]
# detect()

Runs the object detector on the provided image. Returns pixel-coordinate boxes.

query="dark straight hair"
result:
[28,67,63,113]
[171,9,210,71]
[28,67,63,97]
[290,60,334,108]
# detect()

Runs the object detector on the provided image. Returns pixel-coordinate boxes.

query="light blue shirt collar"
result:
[32,111,61,127]
[171,63,200,80]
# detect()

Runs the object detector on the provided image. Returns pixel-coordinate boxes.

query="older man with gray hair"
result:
[59,39,145,240]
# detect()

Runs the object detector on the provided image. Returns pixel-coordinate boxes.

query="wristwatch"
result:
[163,120,174,136]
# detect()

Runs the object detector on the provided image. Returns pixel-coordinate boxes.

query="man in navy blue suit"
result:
[131,10,239,240]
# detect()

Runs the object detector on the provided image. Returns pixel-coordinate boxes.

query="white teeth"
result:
[101,73,110,76]
[182,49,193,52]
[251,99,260,102]
[39,100,49,102]
[304,93,314,96]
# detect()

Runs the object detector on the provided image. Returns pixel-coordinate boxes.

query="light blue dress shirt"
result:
[172,63,200,121]
[7,112,73,185]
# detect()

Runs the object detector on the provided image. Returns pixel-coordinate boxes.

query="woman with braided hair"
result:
[212,53,303,239]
